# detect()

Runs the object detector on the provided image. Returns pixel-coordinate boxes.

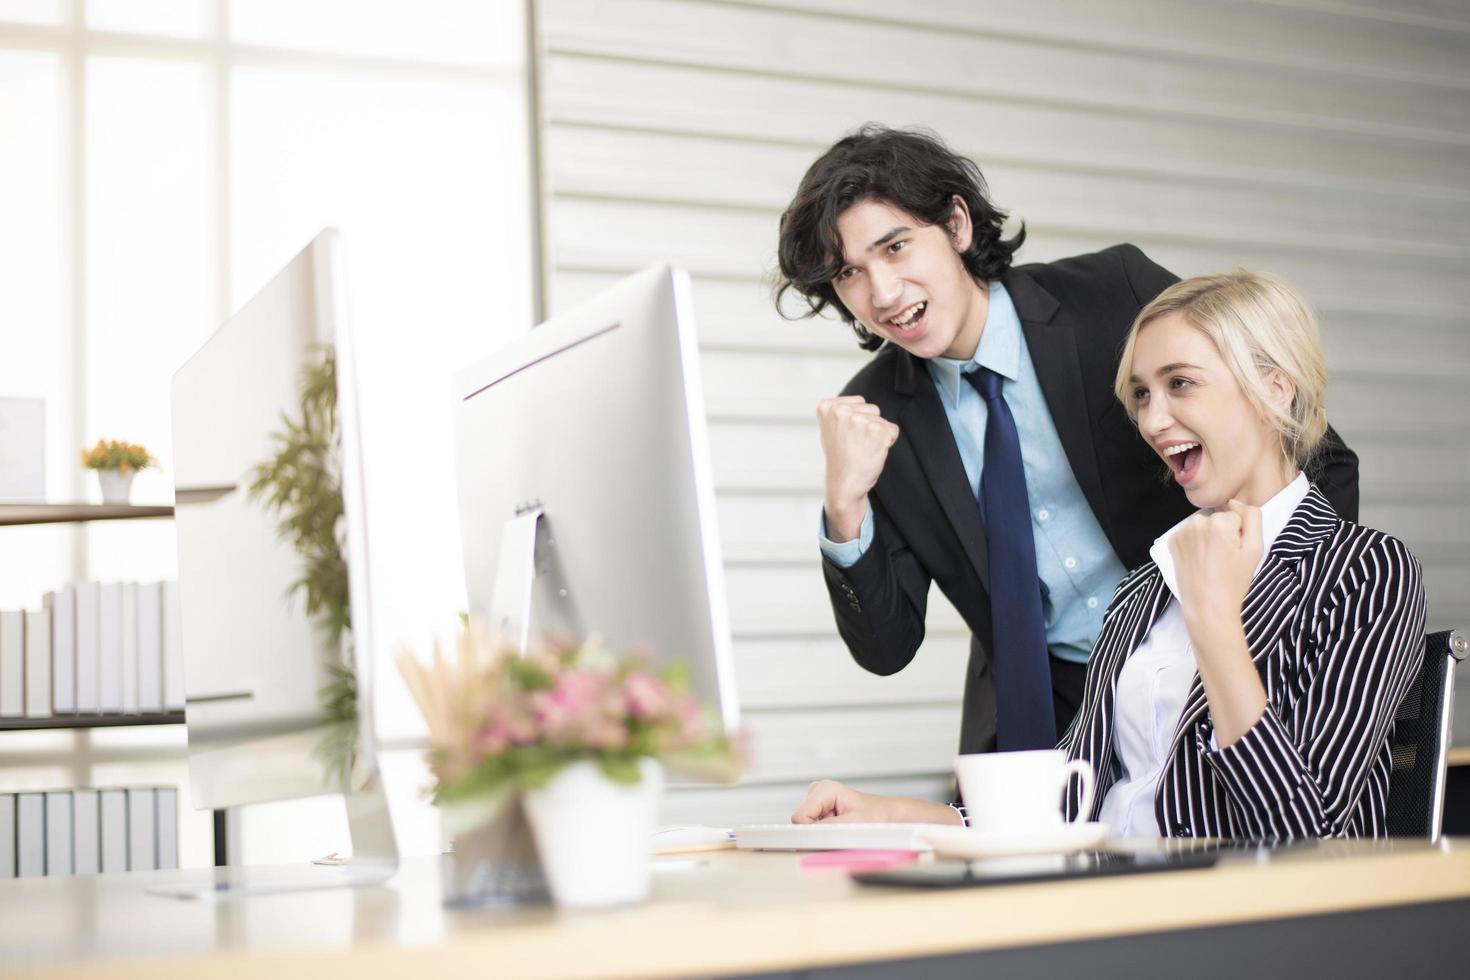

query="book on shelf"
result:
[99,789,127,873]
[75,581,100,713]
[97,583,122,713]
[136,581,164,714]
[73,789,100,875]
[156,787,179,870]
[0,609,22,717]
[16,792,44,878]
[120,582,138,714]
[44,586,76,714]
[45,790,73,876]
[126,787,156,872]
[25,609,52,719]
[0,794,14,878]
[162,579,185,712]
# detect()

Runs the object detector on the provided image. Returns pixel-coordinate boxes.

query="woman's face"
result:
[1126,312,1294,510]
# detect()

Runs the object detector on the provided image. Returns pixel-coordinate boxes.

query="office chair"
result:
[1386,629,1466,841]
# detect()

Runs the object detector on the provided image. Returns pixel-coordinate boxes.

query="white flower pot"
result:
[522,758,662,910]
[97,470,135,504]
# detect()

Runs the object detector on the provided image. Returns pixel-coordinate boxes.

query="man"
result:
[774,125,1358,755]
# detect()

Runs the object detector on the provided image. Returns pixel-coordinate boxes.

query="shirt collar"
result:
[927,281,1021,408]
[1150,472,1310,599]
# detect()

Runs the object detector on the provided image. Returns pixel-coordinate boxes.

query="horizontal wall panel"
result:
[725,564,968,637]
[732,0,1470,87]
[546,126,1470,256]
[550,200,1470,317]
[661,774,951,827]
[702,348,859,424]
[1422,564,1470,633]
[1323,311,1470,379]
[718,491,825,564]
[741,703,961,783]
[735,635,968,709]
[541,0,1469,140]
[1325,379,1470,439]
[708,420,822,492]
[553,269,857,354]
[1023,234,1470,315]
[545,57,1470,200]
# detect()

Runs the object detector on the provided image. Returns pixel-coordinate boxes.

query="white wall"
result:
[533,0,1470,824]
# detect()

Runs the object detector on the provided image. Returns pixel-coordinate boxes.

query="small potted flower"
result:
[80,439,156,504]
[396,622,741,910]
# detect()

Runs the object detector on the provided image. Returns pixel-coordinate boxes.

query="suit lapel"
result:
[1067,565,1172,818]
[894,353,991,590]
[1164,488,1337,752]
[1004,268,1111,530]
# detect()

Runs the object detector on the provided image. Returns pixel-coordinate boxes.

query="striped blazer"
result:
[1059,485,1426,840]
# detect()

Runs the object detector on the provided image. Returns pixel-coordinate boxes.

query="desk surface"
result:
[3,839,1469,979]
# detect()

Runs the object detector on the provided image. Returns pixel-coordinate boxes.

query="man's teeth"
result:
[892,301,926,327]
[1163,442,1199,457]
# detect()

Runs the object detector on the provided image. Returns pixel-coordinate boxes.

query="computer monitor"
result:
[451,264,740,737]
[166,229,397,896]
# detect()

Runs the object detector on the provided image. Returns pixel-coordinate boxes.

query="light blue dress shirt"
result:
[819,281,1128,663]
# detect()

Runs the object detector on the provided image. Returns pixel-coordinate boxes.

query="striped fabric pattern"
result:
[1059,485,1426,840]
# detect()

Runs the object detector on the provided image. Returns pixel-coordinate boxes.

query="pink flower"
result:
[623,674,669,719]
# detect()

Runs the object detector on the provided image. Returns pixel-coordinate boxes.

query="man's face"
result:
[831,197,988,361]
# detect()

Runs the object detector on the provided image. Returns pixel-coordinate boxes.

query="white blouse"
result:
[1098,473,1309,837]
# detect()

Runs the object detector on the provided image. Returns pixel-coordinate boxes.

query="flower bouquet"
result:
[396,621,740,908]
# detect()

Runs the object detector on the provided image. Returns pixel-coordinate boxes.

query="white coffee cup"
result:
[953,749,1095,835]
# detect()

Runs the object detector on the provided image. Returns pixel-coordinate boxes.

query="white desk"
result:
[3,839,1468,979]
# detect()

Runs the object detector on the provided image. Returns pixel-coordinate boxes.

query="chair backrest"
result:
[1386,629,1466,840]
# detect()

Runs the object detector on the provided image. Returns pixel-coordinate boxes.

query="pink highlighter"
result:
[799,849,922,871]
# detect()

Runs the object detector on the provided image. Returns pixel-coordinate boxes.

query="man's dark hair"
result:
[774,125,1025,351]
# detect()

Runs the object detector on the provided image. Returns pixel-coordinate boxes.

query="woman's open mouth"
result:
[1163,441,1203,486]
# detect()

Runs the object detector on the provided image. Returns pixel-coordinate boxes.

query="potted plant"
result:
[396,622,740,909]
[80,439,155,504]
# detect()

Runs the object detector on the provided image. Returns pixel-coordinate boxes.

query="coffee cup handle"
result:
[1063,758,1095,824]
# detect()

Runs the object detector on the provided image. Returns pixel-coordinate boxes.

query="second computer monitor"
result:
[451,264,739,736]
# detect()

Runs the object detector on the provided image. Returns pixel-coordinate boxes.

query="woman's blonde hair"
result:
[1113,270,1328,469]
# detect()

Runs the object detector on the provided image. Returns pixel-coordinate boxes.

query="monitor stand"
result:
[415,504,582,906]
[488,504,582,653]
[146,770,400,900]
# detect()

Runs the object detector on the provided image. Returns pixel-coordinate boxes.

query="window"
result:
[0,1,534,865]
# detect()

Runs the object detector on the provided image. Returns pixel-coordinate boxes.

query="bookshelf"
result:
[0,712,185,731]
[0,500,224,866]
[0,502,174,526]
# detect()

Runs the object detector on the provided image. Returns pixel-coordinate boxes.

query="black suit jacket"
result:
[822,244,1360,755]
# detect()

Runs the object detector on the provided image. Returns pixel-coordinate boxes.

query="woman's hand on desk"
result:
[791,779,963,825]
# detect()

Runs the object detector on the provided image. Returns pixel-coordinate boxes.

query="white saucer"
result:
[919,822,1109,859]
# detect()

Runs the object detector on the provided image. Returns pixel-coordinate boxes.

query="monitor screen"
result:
[171,229,380,813]
[451,264,740,736]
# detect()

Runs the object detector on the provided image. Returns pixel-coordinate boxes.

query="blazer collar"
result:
[1116,482,1339,609]
[1001,264,1062,326]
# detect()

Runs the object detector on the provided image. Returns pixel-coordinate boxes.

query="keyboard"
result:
[732,823,940,852]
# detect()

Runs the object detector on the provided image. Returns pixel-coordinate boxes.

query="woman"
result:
[793,270,1426,839]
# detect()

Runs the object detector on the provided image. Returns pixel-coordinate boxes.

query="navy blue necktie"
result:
[963,367,1056,750]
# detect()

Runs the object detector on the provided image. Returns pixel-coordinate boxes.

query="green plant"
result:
[247,345,357,788]
[81,439,155,474]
